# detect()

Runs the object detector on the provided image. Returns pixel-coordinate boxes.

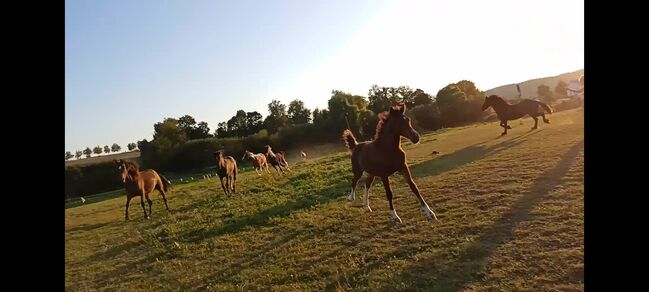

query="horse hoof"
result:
[125,217,129,221]
[507,126,512,129]
[391,216,402,224]
[145,216,150,220]
[364,205,373,212]
[501,132,507,136]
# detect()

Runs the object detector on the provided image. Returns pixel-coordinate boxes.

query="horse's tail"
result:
[342,129,357,151]
[159,174,172,192]
[539,101,553,114]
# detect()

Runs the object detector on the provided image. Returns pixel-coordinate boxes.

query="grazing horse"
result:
[481,94,553,135]
[242,150,270,175]
[263,145,291,174]
[114,159,171,220]
[214,150,237,195]
[342,103,438,224]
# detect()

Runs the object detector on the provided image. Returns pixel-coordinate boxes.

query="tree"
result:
[153,118,188,149]
[65,151,74,160]
[554,80,568,96]
[312,108,330,127]
[368,85,415,113]
[75,150,83,159]
[111,143,121,152]
[192,121,211,139]
[411,89,433,106]
[409,103,442,130]
[127,143,137,151]
[287,99,312,124]
[83,147,92,158]
[368,85,391,114]
[93,146,103,155]
[103,145,111,154]
[537,84,555,103]
[264,100,290,133]
[246,111,264,134]
[215,122,229,138]
[327,90,371,136]
[454,80,485,122]
[435,84,468,127]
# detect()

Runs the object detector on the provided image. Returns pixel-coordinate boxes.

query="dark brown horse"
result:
[114,159,171,220]
[242,150,270,175]
[214,150,237,195]
[263,145,291,174]
[342,103,437,224]
[481,94,553,135]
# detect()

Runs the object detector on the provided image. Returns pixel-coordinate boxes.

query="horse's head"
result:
[481,95,501,111]
[114,159,128,183]
[263,145,272,154]
[385,103,420,144]
[242,150,252,161]
[213,150,224,160]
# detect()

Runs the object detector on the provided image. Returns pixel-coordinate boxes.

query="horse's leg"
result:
[380,176,401,224]
[140,194,149,219]
[532,116,539,130]
[219,176,228,195]
[542,113,550,124]
[225,176,231,194]
[125,196,132,221]
[363,175,376,212]
[401,166,437,221]
[231,172,236,193]
[255,167,261,176]
[348,162,363,201]
[145,193,153,215]
[158,183,170,211]
[502,120,509,135]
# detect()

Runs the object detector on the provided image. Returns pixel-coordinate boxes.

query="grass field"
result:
[65,108,584,291]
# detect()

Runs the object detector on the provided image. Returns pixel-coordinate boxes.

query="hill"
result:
[485,69,584,100]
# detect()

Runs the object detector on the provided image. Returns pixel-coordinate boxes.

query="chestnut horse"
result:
[481,94,553,135]
[263,145,291,174]
[214,150,237,195]
[342,103,437,224]
[242,150,270,175]
[114,159,171,220]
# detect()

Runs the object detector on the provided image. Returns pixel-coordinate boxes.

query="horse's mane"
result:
[374,111,389,140]
[488,95,509,106]
[123,160,140,174]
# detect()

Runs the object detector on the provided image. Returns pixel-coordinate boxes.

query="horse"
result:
[263,145,291,174]
[114,159,171,220]
[242,150,271,175]
[342,103,438,224]
[300,150,307,161]
[214,150,237,195]
[481,94,553,135]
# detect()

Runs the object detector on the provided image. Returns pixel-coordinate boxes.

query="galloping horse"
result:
[214,150,237,195]
[342,103,438,224]
[114,159,171,220]
[481,94,553,135]
[263,145,291,174]
[242,150,270,175]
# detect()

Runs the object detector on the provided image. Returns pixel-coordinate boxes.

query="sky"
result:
[65,0,584,153]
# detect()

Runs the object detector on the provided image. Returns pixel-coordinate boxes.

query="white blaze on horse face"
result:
[390,209,402,224]
[363,185,372,212]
